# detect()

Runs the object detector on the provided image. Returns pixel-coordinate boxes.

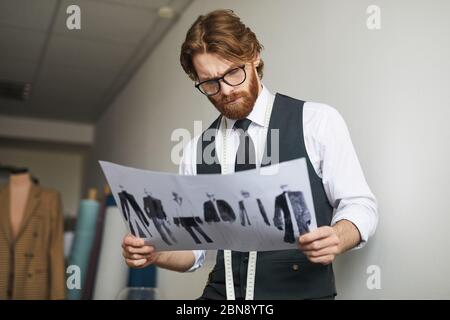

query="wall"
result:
[0,142,85,218]
[86,0,450,299]
[0,115,94,145]
[0,115,93,218]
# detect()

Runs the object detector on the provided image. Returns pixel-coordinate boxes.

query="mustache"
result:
[219,92,245,104]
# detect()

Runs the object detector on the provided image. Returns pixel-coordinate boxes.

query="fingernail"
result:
[136,259,145,266]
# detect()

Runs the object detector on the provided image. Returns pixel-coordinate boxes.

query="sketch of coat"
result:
[118,190,152,238]
[273,191,311,243]
[142,195,166,219]
[238,198,270,226]
[173,216,213,244]
[203,199,236,223]
[143,195,176,245]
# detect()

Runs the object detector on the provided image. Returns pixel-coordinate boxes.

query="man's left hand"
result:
[298,226,341,265]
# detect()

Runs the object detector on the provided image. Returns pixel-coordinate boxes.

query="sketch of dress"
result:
[203,192,236,223]
[118,189,152,238]
[238,190,270,226]
[143,192,177,245]
[273,185,311,243]
[172,192,213,244]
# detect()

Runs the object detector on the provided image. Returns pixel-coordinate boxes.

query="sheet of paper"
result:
[99,158,317,252]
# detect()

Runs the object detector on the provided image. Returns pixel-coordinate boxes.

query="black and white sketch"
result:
[172,192,213,244]
[143,190,176,246]
[203,192,236,223]
[100,158,317,252]
[238,190,270,227]
[273,184,311,243]
[118,186,152,238]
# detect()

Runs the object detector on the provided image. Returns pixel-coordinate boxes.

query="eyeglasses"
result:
[195,65,246,96]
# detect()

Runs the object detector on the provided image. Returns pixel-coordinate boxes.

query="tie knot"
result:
[233,118,252,132]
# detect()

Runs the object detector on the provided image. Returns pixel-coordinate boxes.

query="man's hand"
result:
[121,234,197,272]
[298,226,341,265]
[122,234,160,268]
[298,220,361,265]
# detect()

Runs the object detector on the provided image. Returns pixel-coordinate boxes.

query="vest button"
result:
[292,264,300,271]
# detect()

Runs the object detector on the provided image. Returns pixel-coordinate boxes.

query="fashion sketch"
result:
[172,192,213,244]
[118,186,152,238]
[273,184,311,243]
[238,190,270,226]
[143,190,177,245]
[203,192,236,223]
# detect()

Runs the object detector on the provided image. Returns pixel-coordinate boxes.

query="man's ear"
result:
[253,53,261,68]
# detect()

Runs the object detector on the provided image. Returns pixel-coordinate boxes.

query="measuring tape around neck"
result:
[220,93,274,300]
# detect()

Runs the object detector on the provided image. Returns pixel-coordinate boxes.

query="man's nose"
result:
[219,81,234,96]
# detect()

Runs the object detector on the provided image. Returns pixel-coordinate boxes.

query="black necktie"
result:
[233,118,256,172]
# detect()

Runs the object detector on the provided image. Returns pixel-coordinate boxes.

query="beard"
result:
[208,67,259,120]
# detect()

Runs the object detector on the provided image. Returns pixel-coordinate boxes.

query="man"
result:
[273,184,312,243]
[118,186,152,238]
[142,190,176,245]
[122,9,378,299]
[172,192,213,244]
[238,190,270,227]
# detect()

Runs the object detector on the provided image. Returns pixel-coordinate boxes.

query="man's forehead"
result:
[193,53,239,80]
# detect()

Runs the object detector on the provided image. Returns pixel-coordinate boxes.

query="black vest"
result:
[196,93,336,299]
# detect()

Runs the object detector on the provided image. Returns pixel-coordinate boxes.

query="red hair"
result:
[180,9,264,81]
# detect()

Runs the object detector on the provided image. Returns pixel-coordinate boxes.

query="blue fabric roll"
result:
[105,194,116,207]
[128,265,157,288]
[67,199,100,300]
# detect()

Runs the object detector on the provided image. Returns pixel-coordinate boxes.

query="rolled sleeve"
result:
[311,104,378,249]
[332,198,378,249]
[186,250,206,272]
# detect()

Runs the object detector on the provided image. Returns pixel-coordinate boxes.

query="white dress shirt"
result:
[180,85,378,272]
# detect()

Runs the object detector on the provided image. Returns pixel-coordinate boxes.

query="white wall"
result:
[87,0,450,299]
[0,115,94,145]
[0,115,93,218]
[0,145,84,218]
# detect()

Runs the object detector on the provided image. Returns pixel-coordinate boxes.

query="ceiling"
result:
[0,0,192,123]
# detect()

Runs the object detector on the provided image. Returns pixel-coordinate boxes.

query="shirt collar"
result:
[224,84,273,129]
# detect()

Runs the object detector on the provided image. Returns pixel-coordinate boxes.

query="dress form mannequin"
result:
[9,172,32,240]
[0,170,65,299]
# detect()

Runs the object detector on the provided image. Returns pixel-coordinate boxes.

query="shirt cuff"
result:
[186,250,206,272]
[331,203,378,250]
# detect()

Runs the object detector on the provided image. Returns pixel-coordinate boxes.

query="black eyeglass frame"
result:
[195,65,246,96]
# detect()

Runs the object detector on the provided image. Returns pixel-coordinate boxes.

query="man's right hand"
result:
[122,234,160,268]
